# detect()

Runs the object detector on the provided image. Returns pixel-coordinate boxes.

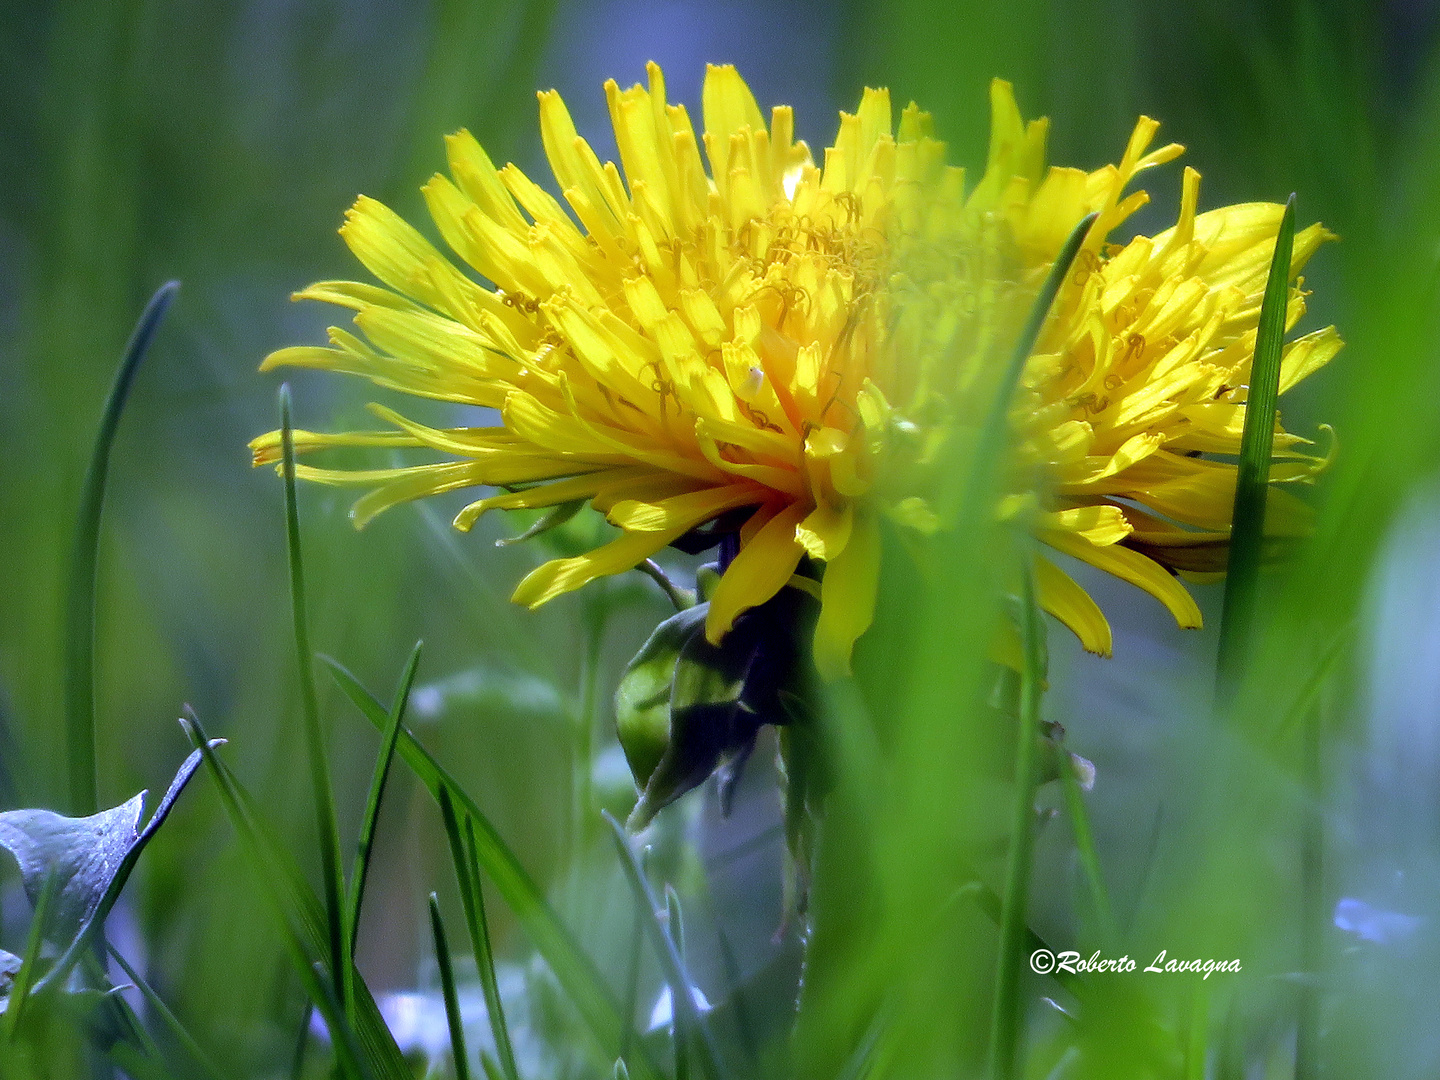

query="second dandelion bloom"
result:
[252,63,1341,676]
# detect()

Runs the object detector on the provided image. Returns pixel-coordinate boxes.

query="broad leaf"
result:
[0,795,145,940]
[0,744,214,954]
[0,948,21,1012]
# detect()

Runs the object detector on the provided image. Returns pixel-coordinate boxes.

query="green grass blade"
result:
[178,713,411,1080]
[107,991,175,1078]
[346,641,423,960]
[464,813,521,1080]
[108,945,228,1080]
[1217,195,1298,702]
[1185,987,1210,1080]
[961,213,1097,520]
[178,717,367,1080]
[428,894,472,1080]
[288,1003,314,1080]
[664,885,688,1080]
[109,1038,182,1080]
[278,384,347,1002]
[619,883,643,1066]
[321,655,661,1080]
[602,811,723,1080]
[2,872,60,1037]
[987,560,1047,1080]
[436,786,521,1080]
[1267,622,1351,748]
[64,280,179,816]
[1055,739,1118,947]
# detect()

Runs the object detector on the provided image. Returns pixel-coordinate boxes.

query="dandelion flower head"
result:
[252,63,1340,676]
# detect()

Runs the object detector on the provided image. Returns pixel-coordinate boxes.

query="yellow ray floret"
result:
[251,63,1341,674]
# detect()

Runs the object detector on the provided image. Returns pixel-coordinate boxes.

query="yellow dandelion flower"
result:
[251,64,1340,677]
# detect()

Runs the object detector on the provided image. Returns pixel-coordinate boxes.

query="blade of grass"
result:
[603,811,723,1080]
[1217,195,1297,703]
[321,656,660,1080]
[64,280,179,816]
[429,894,471,1080]
[346,642,422,962]
[1185,986,1209,1080]
[988,559,1047,1080]
[179,717,367,1080]
[665,886,688,1080]
[109,1039,182,1080]
[288,1003,313,1080]
[2,872,60,1037]
[834,1011,886,1080]
[108,945,228,1080]
[107,991,173,1077]
[1054,737,1118,947]
[619,876,643,1066]
[953,877,1084,1003]
[464,815,521,1080]
[960,214,1097,521]
[178,712,410,1080]
[278,384,347,1002]
[1295,684,1327,1080]
[709,914,758,1076]
[1267,622,1351,748]
[435,786,520,1080]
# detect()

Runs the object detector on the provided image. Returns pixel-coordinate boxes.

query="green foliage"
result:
[323,657,661,1080]
[63,281,179,818]
[1217,194,1298,700]
[5,4,1440,1078]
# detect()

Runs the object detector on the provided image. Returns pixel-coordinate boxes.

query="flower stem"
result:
[988,560,1047,1080]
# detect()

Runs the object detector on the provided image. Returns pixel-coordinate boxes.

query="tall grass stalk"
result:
[108,946,227,1080]
[63,281,178,816]
[1295,688,1327,1080]
[429,893,472,1080]
[1216,195,1297,702]
[436,786,521,1080]
[604,811,724,1080]
[987,560,1047,1080]
[179,718,370,1079]
[278,385,347,1001]
[325,659,660,1079]
[346,642,422,960]
[2,873,60,1038]
[1056,735,1118,946]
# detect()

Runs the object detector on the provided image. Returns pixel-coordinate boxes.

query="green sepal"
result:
[616,585,817,830]
[614,604,710,790]
[495,498,585,547]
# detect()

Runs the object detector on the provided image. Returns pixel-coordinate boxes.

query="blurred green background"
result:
[4,0,1440,1076]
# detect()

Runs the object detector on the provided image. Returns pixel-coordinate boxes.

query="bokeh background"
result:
[4,0,1440,1076]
